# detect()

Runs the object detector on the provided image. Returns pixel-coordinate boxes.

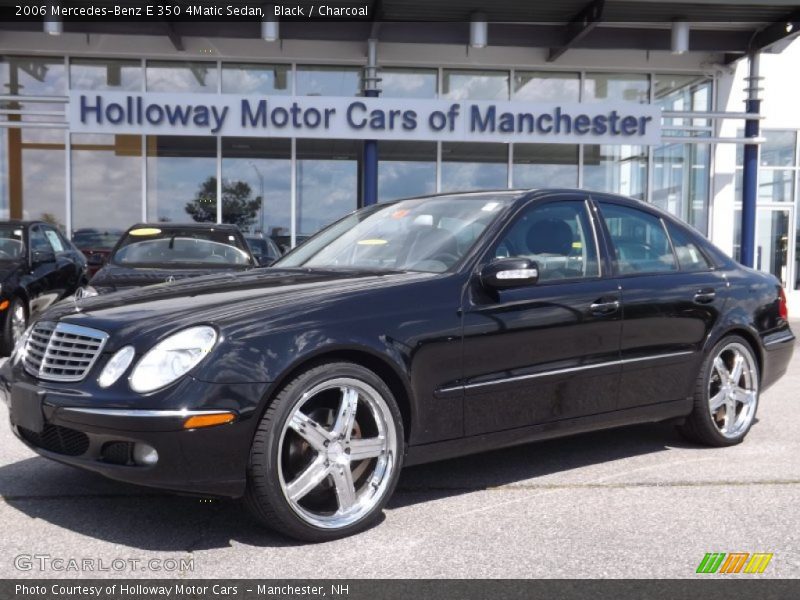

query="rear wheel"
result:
[0,296,27,356]
[678,335,759,446]
[245,361,404,542]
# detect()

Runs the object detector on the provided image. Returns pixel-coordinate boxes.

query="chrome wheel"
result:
[10,301,26,346]
[277,377,398,530]
[708,342,758,439]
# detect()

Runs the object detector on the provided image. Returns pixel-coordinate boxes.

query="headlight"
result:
[129,326,218,393]
[97,345,135,388]
[75,286,98,299]
[11,324,33,365]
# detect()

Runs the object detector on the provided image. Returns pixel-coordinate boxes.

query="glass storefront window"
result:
[654,74,712,132]
[222,138,291,244]
[442,69,509,100]
[735,169,796,203]
[378,141,436,201]
[381,68,437,99]
[652,142,710,232]
[0,127,66,226]
[146,61,218,93]
[761,130,797,167]
[221,63,291,95]
[583,73,649,104]
[70,58,143,91]
[441,142,507,192]
[146,136,217,223]
[513,71,579,102]
[296,66,361,97]
[513,144,578,188]
[296,139,359,241]
[71,133,142,233]
[584,145,647,200]
[0,56,66,96]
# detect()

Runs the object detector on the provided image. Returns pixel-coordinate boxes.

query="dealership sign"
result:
[68,91,661,145]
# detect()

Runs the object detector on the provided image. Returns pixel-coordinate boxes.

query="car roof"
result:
[124,222,243,232]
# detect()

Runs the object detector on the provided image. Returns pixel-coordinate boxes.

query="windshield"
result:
[72,229,123,250]
[246,237,280,260]
[276,194,514,273]
[0,226,24,260]
[112,226,253,268]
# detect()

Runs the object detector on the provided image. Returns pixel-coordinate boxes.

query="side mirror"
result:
[480,258,539,290]
[31,249,56,267]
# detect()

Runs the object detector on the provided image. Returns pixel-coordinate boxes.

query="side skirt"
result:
[404,398,692,467]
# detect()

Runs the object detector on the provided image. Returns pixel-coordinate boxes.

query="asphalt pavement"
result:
[1,331,798,579]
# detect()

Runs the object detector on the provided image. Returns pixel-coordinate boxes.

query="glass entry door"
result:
[755,207,792,288]
[734,206,795,289]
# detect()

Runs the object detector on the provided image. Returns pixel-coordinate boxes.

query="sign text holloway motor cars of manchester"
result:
[69,91,661,145]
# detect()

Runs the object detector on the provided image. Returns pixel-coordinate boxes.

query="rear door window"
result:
[598,202,677,274]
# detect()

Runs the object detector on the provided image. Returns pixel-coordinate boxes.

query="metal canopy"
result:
[0,1,798,60]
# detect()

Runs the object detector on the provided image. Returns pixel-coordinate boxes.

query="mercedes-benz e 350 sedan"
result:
[2,190,794,542]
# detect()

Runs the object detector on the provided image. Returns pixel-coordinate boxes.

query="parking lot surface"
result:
[1,330,798,579]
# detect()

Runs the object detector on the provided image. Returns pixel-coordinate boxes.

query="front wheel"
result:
[245,362,404,542]
[678,335,760,446]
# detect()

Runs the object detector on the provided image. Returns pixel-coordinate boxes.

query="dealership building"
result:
[1,2,800,306]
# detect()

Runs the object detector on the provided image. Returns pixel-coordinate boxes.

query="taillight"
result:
[778,287,789,321]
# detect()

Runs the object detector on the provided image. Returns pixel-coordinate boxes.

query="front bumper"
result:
[2,363,271,498]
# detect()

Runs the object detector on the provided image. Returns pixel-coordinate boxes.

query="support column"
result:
[362,39,380,206]
[740,52,761,268]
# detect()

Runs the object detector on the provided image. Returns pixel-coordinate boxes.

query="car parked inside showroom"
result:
[1,190,794,542]
[71,228,124,277]
[85,222,257,295]
[0,220,89,355]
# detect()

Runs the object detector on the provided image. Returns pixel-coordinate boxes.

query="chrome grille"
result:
[23,321,109,382]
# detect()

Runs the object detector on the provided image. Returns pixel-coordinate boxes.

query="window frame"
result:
[477,195,606,287]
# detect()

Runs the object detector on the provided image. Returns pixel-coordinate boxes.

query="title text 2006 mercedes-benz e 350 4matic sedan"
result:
[1,190,794,542]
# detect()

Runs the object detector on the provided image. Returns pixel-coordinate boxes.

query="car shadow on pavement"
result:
[0,421,697,550]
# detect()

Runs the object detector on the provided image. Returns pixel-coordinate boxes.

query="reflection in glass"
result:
[654,74,712,131]
[584,145,647,200]
[378,141,436,201]
[146,61,218,93]
[71,133,142,233]
[70,58,143,91]
[296,66,360,97]
[756,209,790,287]
[222,63,291,95]
[513,144,578,189]
[760,130,797,167]
[735,168,796,203]
[441,143,507,192]
[652,142,710,232]
[381,68,437,99]
[222,138,291,242]
[0,128,66,226]
[0,56,66,96]
[514,71,579,102]
[583,73,649,104]
[296,139,359,239]
[146,136,217,223]
[442,69,509,100]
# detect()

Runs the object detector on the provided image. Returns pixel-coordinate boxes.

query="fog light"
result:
[132,443,158,466]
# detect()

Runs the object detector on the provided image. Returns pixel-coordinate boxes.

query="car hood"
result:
[90,263,251,293]
[46,268,434,349]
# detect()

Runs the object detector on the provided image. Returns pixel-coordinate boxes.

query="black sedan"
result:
[1,190,794,542]
[0,221,89,355]
[86,223,257,295]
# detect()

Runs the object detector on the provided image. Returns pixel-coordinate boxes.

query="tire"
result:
[245,361,404,542]
[0,296,28,356]
[677,335,760,447]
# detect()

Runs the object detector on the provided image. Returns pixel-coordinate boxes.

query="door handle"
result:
[694,288,716,304]
[590,298,620,315]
